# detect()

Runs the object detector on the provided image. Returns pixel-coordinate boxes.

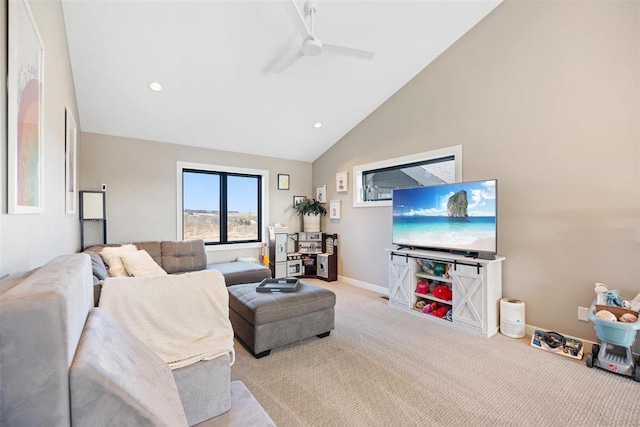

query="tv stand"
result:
[386,248,505,337]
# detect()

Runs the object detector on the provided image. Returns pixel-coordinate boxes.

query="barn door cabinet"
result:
[386,248,505,338]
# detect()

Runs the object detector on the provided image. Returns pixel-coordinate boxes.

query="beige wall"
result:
[313,0,640,340]
[0,0,81,275]
[79,132,312,263]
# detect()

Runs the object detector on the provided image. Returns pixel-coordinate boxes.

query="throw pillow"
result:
[85,251,108,281]
[100,244,138,277]
[121,250,168,277]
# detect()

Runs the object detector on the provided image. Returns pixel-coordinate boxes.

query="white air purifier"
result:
[500,298,526,338]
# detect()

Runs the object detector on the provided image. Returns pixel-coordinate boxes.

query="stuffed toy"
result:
[433,306,448,318]
[595,283,640,311]
[606,290,624,307]
[443,264,452,279]
[626,293,640,312]
[415,300,426,310]
[415,280,429,294]
[594,283,609,305]
[444,309,453,321]
[433,285,452,301]
[429,281,441,293]
[433,262,446,277]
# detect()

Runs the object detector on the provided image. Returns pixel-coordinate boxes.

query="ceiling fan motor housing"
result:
[302,38,323,56]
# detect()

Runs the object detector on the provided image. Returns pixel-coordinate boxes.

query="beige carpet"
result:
[230,279,640,427]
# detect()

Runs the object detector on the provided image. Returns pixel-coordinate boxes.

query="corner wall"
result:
[313,0,640,340]
[1,0,80,275]
[79,132,312,263]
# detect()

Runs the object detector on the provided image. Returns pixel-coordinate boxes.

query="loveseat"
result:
[0,253,273,426]
[85,240,271,305]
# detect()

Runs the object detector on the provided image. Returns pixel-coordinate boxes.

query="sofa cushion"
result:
[207,262,271,286]
[173,355,231,425]
[86,241,162,268]
[121,250,168,277]
[100,244,138,277]
[70,308,188,427]
[161,240,206,274]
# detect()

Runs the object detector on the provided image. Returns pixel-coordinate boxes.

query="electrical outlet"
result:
[578,306,589,322]
[101,184,107,191]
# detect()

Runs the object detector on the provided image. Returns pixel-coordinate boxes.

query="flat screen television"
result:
[392,179,497,256]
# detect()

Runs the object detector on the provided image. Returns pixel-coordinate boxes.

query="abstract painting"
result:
[8,0,45,214]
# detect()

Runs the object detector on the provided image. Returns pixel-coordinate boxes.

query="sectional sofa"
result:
[84,239,271,305]
[0,252,274,426]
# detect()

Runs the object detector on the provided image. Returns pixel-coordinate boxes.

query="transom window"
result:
[177,162,268,246]
[353,145,462,207]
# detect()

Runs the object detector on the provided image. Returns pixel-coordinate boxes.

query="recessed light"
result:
[313,122,322,128]
[148,81,162,92]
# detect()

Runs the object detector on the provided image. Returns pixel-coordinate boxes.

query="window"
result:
[177,162,268,247]
[353,145,462,207]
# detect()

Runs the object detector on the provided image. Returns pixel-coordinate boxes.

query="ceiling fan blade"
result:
[283,0,311,40]
[269,50,305,73]
[323,43,375,60]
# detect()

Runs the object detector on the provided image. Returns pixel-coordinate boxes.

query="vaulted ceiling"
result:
[62,0,501,162]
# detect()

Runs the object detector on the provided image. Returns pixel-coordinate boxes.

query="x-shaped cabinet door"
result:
[388,259,411,307]
[452,265,483,330]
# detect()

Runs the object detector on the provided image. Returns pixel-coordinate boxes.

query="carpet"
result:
[230,279,640,426]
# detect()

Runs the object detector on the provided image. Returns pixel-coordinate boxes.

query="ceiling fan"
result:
[270,0,376,73]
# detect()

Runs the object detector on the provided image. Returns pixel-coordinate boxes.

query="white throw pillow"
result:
[121,250,167,277]
[100,244,138,277]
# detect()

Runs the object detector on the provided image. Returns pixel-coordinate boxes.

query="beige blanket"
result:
[99,269,235,369]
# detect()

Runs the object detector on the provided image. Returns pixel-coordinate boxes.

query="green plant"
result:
[294,198,327,216]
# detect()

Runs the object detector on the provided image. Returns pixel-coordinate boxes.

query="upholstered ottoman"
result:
[228,281,336,358]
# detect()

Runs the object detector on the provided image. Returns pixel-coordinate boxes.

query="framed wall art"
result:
[336,171,348,193]
[293,195,307,207]
[7,0,45,214]
[65,108,77,214]
[278,174,290,190]
[329,200,341,219]
[315,185,326,203]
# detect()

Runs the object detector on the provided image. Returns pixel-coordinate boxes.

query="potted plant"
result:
[294,198,326,232]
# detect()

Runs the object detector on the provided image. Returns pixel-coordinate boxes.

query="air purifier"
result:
[500,298,526,339]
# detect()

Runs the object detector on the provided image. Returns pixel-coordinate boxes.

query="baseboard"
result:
[338,275,388,295]
[337,278,597,350]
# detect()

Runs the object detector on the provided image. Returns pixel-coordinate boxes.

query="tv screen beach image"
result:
[392,180,497,253]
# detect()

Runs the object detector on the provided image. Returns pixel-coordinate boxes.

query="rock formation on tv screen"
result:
[447,190,468,217]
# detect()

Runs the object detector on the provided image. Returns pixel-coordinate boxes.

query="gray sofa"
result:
[85,240,271,305]
[0,253,273,426]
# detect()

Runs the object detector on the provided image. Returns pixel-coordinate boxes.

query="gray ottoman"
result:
[228,281,336,358]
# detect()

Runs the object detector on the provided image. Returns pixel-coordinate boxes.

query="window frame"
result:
[352,145,462,208]
[177,161,269,250]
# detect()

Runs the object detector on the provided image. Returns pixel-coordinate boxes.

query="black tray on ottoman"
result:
[256,278,299,293]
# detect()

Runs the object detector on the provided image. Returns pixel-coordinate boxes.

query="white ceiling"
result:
[62,0,501,162]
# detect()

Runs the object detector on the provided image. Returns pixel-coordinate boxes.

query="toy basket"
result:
[589,303,640,348]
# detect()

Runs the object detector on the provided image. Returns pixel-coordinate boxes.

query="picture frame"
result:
[65,108,78,214]
[7,0,45,214]
[315,185,327,203]
[336,171,348,193]
[329,200,341,219]
[293,195,307,207]
[278,174,290,190]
